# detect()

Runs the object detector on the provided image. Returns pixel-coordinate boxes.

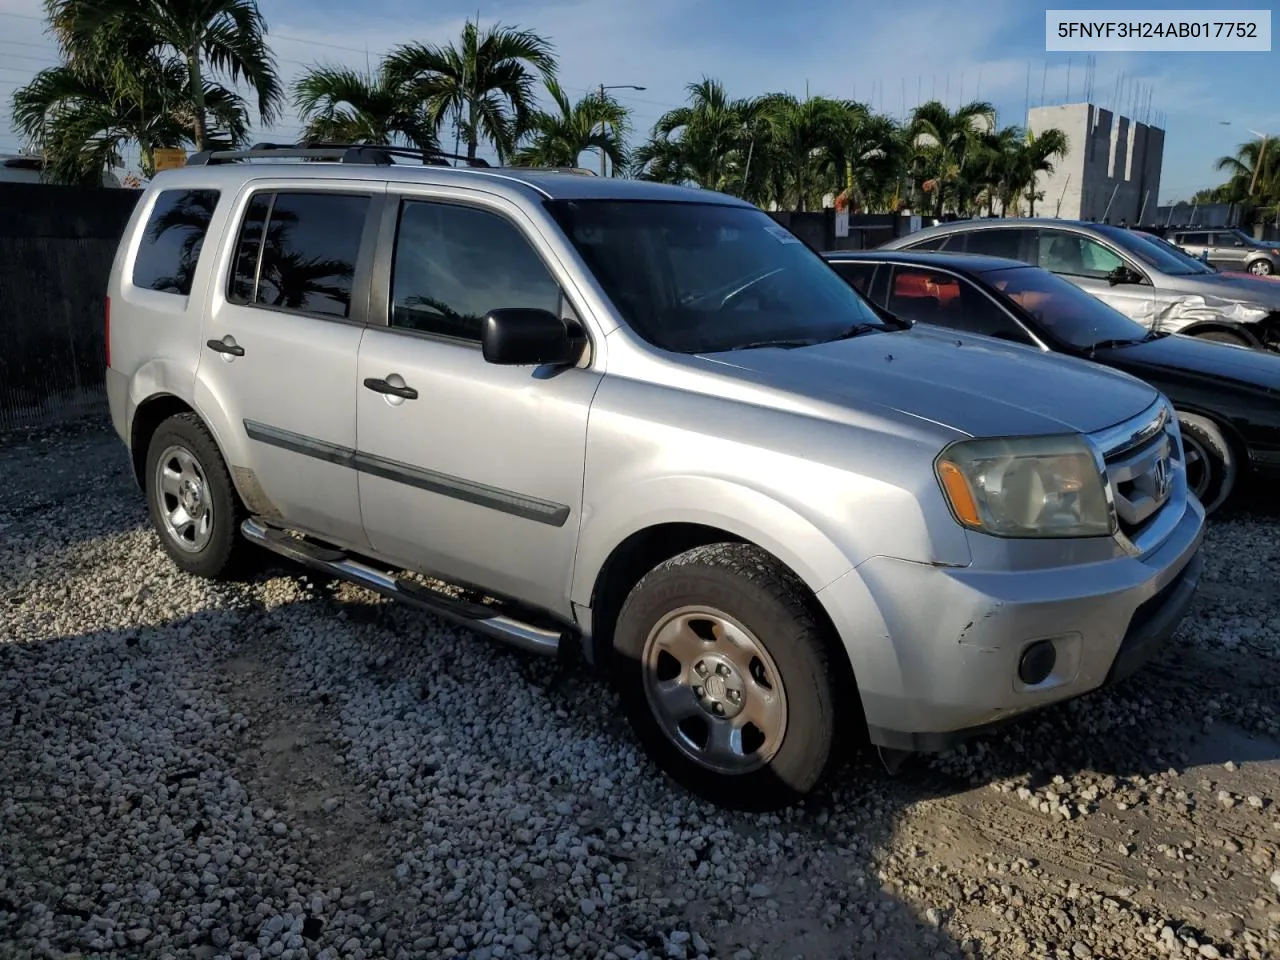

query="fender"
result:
[572,475,871,608]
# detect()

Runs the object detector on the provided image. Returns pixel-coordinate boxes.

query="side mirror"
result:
[481,308,583,366]
[1106,265,1140,286]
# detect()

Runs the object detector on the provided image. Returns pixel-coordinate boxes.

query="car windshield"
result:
[983,265,1149,350]
[544,199,891,353]
[1095,224,1210,276]
[1131,231,1217,273]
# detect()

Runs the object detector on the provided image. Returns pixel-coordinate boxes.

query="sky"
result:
[0,0,1276,204]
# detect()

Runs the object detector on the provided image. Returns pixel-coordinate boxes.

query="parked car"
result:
[824,249,1280,513]
[105,144,1204,808]
[1168,227,1280,277]
[881,218,1280,352]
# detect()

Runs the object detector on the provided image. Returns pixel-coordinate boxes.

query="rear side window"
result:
[228,191,370,318]
[131,188,220,296]
[961,229,1030,260]
[904,233,951,251]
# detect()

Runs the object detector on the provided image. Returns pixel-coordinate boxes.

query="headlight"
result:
[935,434,1113,538]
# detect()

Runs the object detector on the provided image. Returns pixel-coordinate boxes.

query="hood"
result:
[700,327,1158,439]
[1177,271,1280,308]
[1098,333,1280,397]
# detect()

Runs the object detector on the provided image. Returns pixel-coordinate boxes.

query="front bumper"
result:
[819,498,1205,752]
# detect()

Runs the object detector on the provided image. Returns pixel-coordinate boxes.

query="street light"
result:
[1247,129,1269,197]
[597,83,646,177]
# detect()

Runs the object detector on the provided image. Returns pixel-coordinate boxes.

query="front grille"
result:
[1094,403,1179,542]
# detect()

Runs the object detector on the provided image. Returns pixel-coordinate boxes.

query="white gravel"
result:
[2,417,1279,960]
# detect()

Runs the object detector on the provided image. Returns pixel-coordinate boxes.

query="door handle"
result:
[206,338,245,357]
[363,377,418,400]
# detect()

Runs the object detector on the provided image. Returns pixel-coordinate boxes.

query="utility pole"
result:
[1249,130,1269,197]
[597,83,646,176]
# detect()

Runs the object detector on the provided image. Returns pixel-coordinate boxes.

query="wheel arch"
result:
[1178,320,1263,347]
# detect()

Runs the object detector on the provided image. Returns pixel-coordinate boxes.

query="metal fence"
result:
[0,182,140,431]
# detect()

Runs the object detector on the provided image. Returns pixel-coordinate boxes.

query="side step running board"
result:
[241,517,566,656]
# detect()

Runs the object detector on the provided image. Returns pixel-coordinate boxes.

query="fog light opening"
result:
[1018,640,1058,685]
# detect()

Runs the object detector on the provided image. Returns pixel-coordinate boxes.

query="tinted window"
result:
[830,260,877,296]
[905,233,951,251]
[1037,230,1124,279]
[228,192,369,318]
[546,200,890,354]
[961,229,1029,261]
[1178,232,1209,245]
[132,188,220,295]
[887,266,1029,341]
[985,266,1147,350]
[390,201,561,341]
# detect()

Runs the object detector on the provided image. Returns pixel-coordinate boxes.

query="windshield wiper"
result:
[727,338,822,351]
[831,322,887,341]
[1088,337,1144,352]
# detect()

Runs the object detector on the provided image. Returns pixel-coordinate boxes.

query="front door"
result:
[1208,231,1251,270]
[354,194,601,616]
[194,183,381,549]
[1034,228,1158,328]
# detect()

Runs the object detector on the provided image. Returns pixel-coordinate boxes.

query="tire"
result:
[144,412,249,578]
[1177,412,1238,515]
[1193,328,1252,348]
[612,542,840,810]
[1248,259,1274,277]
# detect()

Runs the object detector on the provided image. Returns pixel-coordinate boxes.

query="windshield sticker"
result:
[764,223,801,244]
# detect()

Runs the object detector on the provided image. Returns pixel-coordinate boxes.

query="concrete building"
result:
[1026,103,1164,224]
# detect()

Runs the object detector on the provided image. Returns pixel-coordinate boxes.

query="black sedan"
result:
[823,249,1280,513]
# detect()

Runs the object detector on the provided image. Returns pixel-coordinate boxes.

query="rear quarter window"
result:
[131,189,221,296]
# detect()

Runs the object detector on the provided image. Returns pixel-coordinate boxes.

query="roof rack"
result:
[186,141,492,168]
[506,165,598,176]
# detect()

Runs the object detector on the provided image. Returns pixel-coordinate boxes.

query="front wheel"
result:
[612,543,840,810]
[1248,259,1274,277]
[1178,412,1238,515]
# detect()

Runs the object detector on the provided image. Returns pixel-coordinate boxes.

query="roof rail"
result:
[506,165,598,176]
[185,141,492,168]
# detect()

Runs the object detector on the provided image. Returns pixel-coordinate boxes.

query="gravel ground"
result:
[1,416,1279,960]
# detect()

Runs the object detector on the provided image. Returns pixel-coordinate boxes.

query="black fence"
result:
[0,182,141,431]
[766,210,913,252]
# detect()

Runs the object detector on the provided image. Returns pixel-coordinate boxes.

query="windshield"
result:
[1095,224,1211,276]
[1130,231,1217,274]
[545,200,890,353]
[984,265,1149,350]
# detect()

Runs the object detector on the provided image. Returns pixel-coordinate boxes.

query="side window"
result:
[904,234,951,251]
[830,261,877,297]
[1037,231,1124,279]
[888,267,1029,342]
[961,228,1030,261]
[227,191,369,318]
[131,188,220,295]
[390,200,561,341]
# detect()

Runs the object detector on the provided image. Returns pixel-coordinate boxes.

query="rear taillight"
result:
[104,295,111,368]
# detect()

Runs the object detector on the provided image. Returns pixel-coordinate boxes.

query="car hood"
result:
[700,327,1158,439]
[1174,271,1280,308]
[1097,333,1280,396]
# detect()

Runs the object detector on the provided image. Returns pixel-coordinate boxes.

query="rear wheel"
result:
[612,542,840,810]
[1177,412,1237,515]
[144,413,249,578]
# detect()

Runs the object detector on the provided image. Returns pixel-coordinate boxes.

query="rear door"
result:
[1174,231,1211,261]
[353,189,601,616]
[194,181,383,549]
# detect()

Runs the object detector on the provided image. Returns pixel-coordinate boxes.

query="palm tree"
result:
[12,57,248,183]
[1017,127,1069,216]
[513,78,628,171]
[1214,138,1278,204]
[632,78,757,194]
[832,106,908,214]
[44,0,282,151]
[385,21,557,164]
[909,99,996,218]
[293,63,438,152]
[758,95,850,211]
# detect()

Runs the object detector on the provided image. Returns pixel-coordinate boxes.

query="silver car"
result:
[882,218,1280,351]
[1169,227,1280,277]
[104,145,1205,808]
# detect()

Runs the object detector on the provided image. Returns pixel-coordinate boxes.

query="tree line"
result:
[8,0,1264,221]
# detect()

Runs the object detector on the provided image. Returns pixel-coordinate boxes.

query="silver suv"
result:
[106,145,1205,808]
[1168,227,1279,277]
[882,218,1280,351]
